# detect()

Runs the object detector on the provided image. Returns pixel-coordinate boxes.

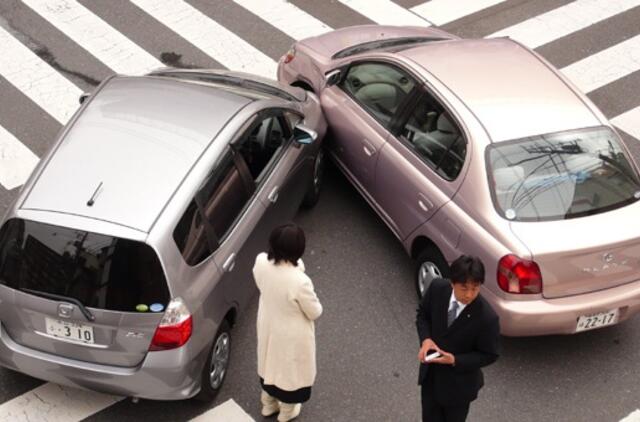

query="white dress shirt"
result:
[448,292,467,320]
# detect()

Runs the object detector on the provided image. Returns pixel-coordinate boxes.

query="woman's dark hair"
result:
[450,255,485,284]
[268,223,305,266]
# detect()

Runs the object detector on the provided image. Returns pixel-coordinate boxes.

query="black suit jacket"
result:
[416,278,500,406]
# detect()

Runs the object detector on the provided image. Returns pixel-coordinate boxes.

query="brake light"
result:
[497,255,543,294]
[283,46,296,64]
[149,297,192,351]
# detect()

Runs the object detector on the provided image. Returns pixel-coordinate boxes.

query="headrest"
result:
[436,113,456,134]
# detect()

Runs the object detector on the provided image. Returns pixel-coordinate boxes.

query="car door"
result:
[321,61,418,193]
[212,109,310,309]
[374,87,469,239]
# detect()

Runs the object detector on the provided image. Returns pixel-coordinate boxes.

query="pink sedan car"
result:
[278,25,640,336]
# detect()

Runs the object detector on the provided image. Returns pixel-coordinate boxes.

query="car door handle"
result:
[268,186,279,203]
[363,140,375,157]
[222,253,236,272]
[418,194,433,212]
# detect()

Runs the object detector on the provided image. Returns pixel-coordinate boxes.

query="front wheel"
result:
[415,246,450,299]
[301,148,325,209]
[195,320,231,402]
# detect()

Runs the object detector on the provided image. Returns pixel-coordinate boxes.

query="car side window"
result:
[340,62,416,128]
[400,92,467,180]
[173,111,293,265]
[173,152,254,266]
[233,113,291,183]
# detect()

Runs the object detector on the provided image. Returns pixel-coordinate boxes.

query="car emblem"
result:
[603,253,614,263]
[58,303,74,318]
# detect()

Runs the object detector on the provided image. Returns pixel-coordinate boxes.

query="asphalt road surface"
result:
[0,1,639,421]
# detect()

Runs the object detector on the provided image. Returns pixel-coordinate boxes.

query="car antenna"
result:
[86,181,103,207]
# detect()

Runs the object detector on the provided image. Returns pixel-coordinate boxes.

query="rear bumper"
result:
[0,323,204,400]
[490,280,640,336]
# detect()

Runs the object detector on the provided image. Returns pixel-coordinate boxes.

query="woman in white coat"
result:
[253,223,323,422]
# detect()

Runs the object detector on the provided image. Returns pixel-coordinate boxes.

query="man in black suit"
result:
[416,255,500,422]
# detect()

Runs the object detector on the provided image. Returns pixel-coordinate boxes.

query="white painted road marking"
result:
[22,0,162,74]
[0,125,39,190]
[233,0,332,40]
[620,409,640,422]
[489,0,640,49]
[411,0,507,26]
[190,399,255,422]
[562,33,640,93]
[130,0,277,78]
[0,24,81,124]
[0,383,122,422]
[612,107,640,141]
[338,0,431,26]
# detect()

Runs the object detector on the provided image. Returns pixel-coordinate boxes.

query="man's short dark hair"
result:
[268,223,306,266]
[450,255,485,284]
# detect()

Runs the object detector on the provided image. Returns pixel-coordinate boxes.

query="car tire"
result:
[195,320,231,402]
[301,148,325,209]
[415,246,450,299]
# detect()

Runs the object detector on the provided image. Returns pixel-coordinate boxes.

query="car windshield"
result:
[0,218,170,312]
[332,37,444,59]
[487,127,640,222]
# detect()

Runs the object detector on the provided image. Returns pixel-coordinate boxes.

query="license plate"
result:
[575,308,619,332]
[45,317,95,344]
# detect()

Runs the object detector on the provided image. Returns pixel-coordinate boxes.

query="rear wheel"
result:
[415,246,450,299]
[195,320,231,402]
[301,148,325,209]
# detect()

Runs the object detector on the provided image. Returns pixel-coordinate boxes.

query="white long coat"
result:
[253,252,323,391]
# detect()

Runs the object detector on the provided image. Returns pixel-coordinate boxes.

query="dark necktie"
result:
[447,301,459,327]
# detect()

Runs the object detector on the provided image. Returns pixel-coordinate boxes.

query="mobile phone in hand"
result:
[424,350,442,362]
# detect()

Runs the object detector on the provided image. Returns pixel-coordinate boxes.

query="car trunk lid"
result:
[510,202,640,299]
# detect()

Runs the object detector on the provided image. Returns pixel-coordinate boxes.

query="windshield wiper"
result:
[20,288,95,322]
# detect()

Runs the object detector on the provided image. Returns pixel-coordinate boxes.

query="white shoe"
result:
[261,391,280,417]
[277,403,301,422]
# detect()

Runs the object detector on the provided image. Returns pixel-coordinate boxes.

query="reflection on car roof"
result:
[22,76,253,232]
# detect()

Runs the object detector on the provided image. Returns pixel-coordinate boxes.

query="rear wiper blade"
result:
[19,288,95,322]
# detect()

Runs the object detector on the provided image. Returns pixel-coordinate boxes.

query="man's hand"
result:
[418,338,439,362]
[430,350,455,366]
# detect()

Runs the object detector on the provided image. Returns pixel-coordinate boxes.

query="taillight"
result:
[283,46,296,64]
[149,297,192,351]
[497,255,543,294]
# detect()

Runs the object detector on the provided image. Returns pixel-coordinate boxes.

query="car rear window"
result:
[0,218,170,312]
[487,127,640,222]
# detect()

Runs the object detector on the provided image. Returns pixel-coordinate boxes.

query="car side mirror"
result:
[293,124,318,145]
[325,69,342,87]
[79,93,90,104]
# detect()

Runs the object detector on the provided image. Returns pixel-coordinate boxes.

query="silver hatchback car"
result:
[0,69,326,400]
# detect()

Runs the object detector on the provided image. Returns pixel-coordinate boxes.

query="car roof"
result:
[21,75,253,233]
[399,38,601,142]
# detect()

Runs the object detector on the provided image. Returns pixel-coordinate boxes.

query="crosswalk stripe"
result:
[130,0,277,78]
[21,0,162,75]
[0,125,39,190]
[620,409,640,422]
[189,399,254,422]
[612,107,640,141]
[0,24,81,124]
[233,0,332,40]
[0,383,122,422]
[411,0,508,26]
[489,0,640,49]
[561,33,640,93]
[337,0,431,26]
